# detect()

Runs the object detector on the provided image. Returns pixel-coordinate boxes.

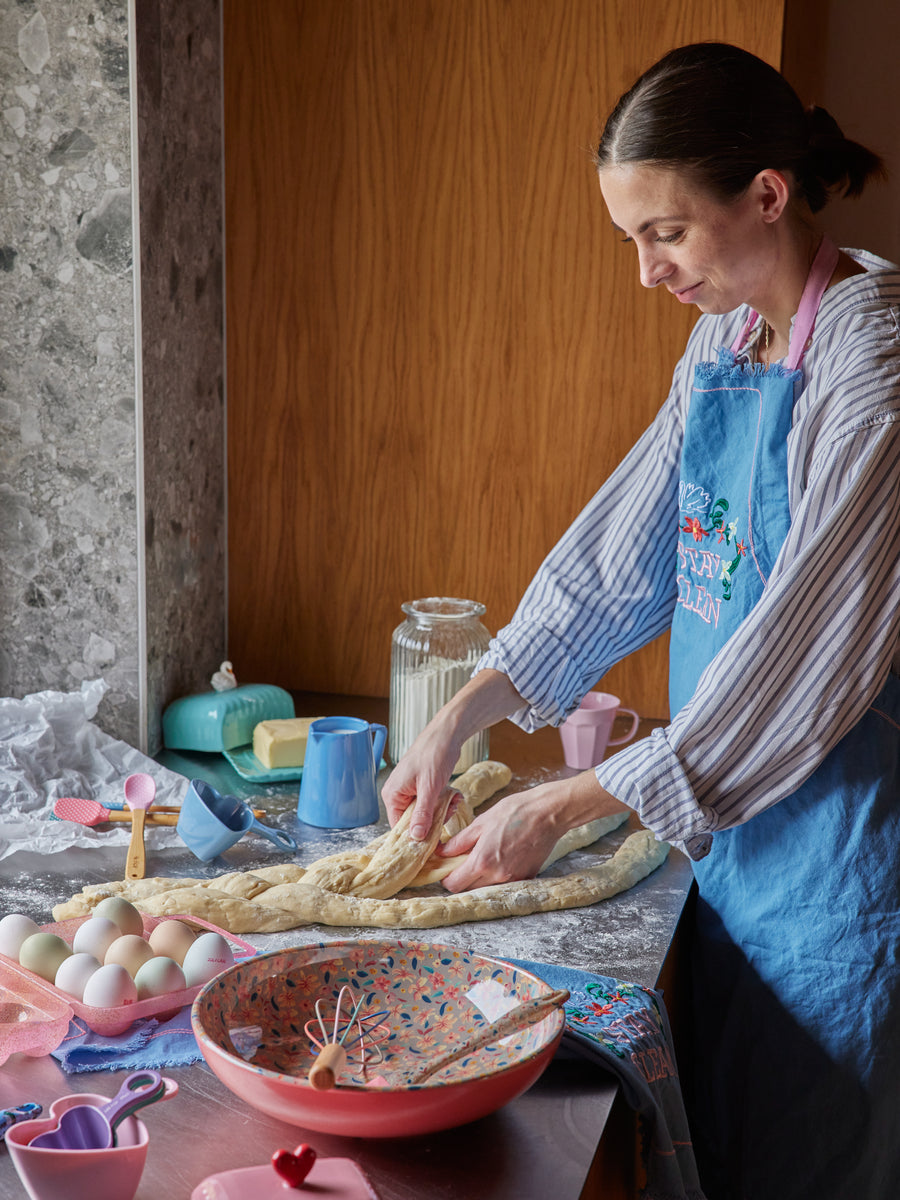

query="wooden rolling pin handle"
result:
[308,1042,347,1091]
[104,810,180,825]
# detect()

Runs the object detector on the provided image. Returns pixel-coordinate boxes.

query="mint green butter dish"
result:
[162,684,294,752]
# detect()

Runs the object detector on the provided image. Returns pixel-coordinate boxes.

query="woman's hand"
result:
[439,771,628,892]
[381,719,463,839]
[382,669,526,840]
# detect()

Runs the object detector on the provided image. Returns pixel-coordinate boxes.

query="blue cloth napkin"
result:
[50,1005,203,1074]
[510,958,705,1200]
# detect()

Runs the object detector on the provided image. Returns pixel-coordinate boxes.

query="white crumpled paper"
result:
[0,679,188,862]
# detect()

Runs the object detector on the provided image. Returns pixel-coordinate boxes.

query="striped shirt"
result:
[478,249,900,859]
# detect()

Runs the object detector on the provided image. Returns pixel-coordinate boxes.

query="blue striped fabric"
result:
[478,250,900,858]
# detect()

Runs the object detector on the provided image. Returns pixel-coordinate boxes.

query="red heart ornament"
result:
[272,1144,317,1188]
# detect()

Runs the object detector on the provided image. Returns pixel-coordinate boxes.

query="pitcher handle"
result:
[370,722,387,770]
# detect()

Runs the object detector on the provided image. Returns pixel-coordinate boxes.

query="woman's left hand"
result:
[439,771,627,892]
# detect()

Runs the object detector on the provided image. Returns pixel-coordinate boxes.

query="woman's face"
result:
[598,162,777,315]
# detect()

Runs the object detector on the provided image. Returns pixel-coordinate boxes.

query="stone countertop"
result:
[6,694,690,987]
[0,695,693,1200]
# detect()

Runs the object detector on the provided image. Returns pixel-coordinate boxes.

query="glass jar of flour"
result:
[388,597,491,772]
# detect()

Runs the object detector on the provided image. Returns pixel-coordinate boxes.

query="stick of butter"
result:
[252,717,320,769]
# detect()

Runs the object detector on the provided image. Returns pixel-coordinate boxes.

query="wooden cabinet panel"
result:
[223,0,783,719]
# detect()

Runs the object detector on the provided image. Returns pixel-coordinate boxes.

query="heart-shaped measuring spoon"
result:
[30,1072,177,1150]
[124,772,157,879]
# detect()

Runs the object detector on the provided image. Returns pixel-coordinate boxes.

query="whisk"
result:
[305,985,390,1090]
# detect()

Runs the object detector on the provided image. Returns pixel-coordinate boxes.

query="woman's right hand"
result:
[381,716,464,839]
[381,668,527,840]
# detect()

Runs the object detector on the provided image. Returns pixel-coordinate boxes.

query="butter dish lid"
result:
[0,956,73,1064]
[162,684,295,752]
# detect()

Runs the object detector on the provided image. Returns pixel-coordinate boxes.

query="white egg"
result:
[147,919,196,965]
[18,932,72,982]
[182,931,234,987]
[93,896,145,937]
[82,962,138,1008]
[104,933,155,977]
[134,955,187,999]
[0,914,40,959]
[54,952,102,1000]
[72,916,123,961]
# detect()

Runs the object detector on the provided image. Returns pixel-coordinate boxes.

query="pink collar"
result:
[730,236,840,370]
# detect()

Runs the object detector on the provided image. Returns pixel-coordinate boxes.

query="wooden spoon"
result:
[412,988,570,1083]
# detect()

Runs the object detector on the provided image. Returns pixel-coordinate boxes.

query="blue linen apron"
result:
[669,237,900,1199]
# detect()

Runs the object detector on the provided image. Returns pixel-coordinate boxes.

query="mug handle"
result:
[369,723,387,770]
[247,819,298,853]
[608,708,640,746]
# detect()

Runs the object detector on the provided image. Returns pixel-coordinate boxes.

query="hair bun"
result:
[804,104,844,148]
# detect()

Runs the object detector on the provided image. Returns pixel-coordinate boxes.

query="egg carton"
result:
[0,913,257,1052]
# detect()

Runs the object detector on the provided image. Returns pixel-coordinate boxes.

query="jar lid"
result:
[401,597,486,621]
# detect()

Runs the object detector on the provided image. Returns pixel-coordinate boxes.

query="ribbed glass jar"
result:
[388,597,491,773]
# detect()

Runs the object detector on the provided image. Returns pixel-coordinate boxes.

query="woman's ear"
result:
[752,168,792,224]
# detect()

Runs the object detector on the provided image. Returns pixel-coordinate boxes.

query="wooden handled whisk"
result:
[305,985,389,1090]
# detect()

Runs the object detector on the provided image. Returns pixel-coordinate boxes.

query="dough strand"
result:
[53,760,668,932]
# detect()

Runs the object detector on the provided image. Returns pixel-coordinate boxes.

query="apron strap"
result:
[785,236,839,370]
[729,310,759,356]
[728,236,840,370]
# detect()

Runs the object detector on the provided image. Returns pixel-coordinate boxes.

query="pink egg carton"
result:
[0,913,257,1055]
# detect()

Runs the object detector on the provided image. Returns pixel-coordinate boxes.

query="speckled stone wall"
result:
[0,0,140,739]
[135,0,225,754]
[0,0,225,752]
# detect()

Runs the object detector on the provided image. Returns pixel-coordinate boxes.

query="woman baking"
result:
[382,42,900,1200]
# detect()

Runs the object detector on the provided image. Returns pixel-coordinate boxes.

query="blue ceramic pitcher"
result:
[297,717,387,829]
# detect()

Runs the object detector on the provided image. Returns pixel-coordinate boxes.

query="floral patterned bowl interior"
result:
[193,939,565,1090]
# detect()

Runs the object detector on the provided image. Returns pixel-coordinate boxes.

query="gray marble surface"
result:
[1,1,226,752]
[0,714,692,1200]
[1,0,139,739]
[3,754,692,989]
[135,0,226,755]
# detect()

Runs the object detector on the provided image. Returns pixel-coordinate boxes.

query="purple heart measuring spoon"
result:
[30,1072,177,1150]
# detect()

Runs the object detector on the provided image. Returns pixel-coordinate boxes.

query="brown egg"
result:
[104,933,154,977]
[147,919,196,966]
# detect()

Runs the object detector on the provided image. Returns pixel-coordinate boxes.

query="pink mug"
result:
[559,692,640,769]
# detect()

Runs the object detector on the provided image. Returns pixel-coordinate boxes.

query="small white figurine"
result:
[211,661,237,692]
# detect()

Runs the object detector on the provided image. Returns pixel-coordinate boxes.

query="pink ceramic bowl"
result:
[191,939,565,1138]
[5,1094,149,1200]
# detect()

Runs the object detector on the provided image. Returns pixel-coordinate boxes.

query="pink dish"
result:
[5,1093,149,1200]
[191,939,565,1138]
[192,1152,380,1199]
[0,914,256,1045]
[0,960,72,1065]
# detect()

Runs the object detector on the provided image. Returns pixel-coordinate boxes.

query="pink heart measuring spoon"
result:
[30,1072,177,1150]
[124,772,157,880]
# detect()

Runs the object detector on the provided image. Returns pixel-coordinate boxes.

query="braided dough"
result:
[54,760,669,933]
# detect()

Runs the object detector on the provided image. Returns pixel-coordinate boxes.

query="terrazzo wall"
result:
[0,0,225,752]
[135,0,225,754]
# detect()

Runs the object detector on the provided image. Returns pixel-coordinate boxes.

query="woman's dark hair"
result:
[596,42,884,212]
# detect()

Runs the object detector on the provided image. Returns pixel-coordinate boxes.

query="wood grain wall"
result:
[223,0,783,719]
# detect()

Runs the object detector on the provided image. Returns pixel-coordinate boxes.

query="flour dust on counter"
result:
[0,865,69,925]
